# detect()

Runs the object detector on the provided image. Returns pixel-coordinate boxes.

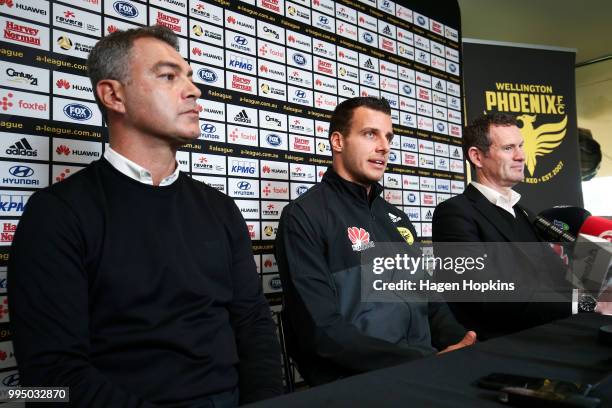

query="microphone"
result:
[579,216,612,242]
[533,215,576,243]
[538,206,591,237]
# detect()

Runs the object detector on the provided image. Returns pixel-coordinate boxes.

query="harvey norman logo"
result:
[1,17,48,50]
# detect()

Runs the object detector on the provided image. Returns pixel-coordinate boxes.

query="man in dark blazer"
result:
[432,113,572,340]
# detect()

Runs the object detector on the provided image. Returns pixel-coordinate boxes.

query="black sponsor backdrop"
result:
[0,0,463,383]
[462,41,583,213]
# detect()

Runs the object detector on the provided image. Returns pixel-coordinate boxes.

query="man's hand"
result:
[437,331,477,355]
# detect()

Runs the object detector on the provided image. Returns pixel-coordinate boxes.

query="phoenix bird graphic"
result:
[516,114,567,176]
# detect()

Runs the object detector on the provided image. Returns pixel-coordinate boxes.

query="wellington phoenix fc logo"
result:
[518,114,567,176]
[347,227,375,251]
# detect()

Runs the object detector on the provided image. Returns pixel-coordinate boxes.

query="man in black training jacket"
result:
[276,97,476,386]
[9,26,282,407]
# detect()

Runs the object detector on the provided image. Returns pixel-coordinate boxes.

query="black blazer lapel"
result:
[464,184,517,242]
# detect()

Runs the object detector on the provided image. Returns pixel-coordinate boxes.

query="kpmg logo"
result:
[201,123,216,133]
[198,68,217,83]
[9,166,34,178]
[113,1,138,18]
[267,134,282,146]
[293,53,306,66]
[63,104,92,121]
[362,33,373,43]
[295,90,306,98]
[237,181,251,190]
[234,35,248,45]
[270,276,282,290]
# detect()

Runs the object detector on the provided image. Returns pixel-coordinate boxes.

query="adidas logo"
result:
[435,81,443,90]
[383,26,392,35]
[388,212,401,223]
[6,138,37,157]
[364,59,375,70]
[234,109,251,124]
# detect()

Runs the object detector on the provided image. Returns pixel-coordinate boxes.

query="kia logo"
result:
[293,54,306,66]
[237,181,251,190]
[63,103,92,121]
[234,36,247,45]
[266,134,281,146]
[201,124,216,133]
[295,90,306,98]
[198,68,217,83]
[363,33,373,43]
[113,1,138,18]
[9,165,34,178]
[417,16,426,25]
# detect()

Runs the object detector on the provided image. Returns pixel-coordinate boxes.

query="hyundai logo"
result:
[402,85,412,95]
[113,1,138,18]
[293,54,306,66]
[1,373,19,387]
[198,68,217,83]
[63,103,92,121]
[417,16,426,25]
[363,33,373,43]
[389,151,397,161]
[237,181,251,190]
[9,165,34,178]
[319,16,329,24]
[366,73,373,81]
[201,123,216,133]
[234,36,247,45]
[266,134,282,146]
[294,90,306,99]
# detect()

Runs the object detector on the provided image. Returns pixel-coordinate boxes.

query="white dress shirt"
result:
[103,147,180,186]
[471,181,521,217]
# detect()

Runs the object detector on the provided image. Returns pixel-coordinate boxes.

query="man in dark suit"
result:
[432,113,572,340]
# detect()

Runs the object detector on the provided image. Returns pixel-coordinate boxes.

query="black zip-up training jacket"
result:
[276,168,466,385]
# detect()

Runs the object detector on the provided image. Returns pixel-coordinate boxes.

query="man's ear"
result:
[468,146,483,168]
[330,131,344,154]
[96,79,126,115]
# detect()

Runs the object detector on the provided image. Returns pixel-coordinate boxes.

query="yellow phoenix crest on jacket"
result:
[517,114,567,176]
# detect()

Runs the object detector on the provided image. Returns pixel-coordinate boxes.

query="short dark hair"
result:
[329,97,391,139]
[87,25,179,119]
[463,112,518,165]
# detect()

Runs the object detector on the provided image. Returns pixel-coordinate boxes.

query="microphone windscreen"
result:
[579,217,612,242]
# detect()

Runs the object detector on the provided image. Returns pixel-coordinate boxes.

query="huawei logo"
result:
[347,227,375,251]
[56,145,71,155]
[56,79,70,89]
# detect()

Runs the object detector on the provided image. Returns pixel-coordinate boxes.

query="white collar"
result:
[103,147,180,186]
[471,181,521,217]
